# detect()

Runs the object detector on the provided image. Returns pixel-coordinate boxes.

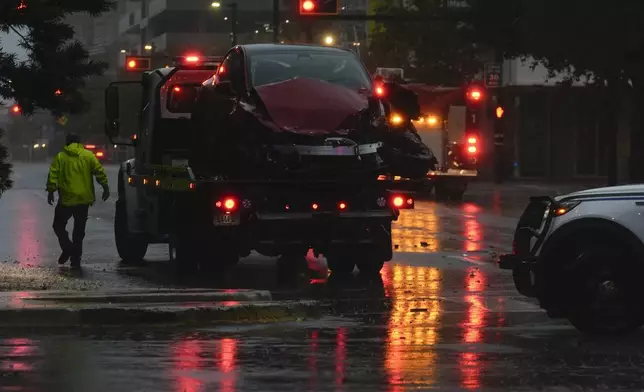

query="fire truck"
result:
[375,68,483,201]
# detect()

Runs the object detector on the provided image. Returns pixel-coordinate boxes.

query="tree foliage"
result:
[465,0,644,86]
[0,0,113,196]
[368,0,488,85]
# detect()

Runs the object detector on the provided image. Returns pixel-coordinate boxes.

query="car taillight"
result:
[96,151,104,158]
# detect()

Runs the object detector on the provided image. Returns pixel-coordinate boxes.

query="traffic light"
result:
[125,56,151,71]
[299,0,339,15]
[9,104,21,115]
[496,106,504,119]
[464,84,486,129]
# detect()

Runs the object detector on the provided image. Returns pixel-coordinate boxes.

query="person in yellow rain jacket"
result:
[46,134,110,269]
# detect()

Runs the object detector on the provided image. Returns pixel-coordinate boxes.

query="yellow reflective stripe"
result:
[127,175,194,190]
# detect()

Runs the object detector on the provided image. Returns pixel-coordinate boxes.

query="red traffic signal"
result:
[125,56,151,71]
[10,104,21,114]
[465,85,485,103]
[299,0,338,15]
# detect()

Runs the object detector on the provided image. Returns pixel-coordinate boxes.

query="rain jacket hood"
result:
[46,143,109,206]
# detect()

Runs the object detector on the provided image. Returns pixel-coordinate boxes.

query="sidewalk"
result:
[468,180,606,197]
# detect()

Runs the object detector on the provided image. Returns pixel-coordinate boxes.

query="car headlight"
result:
[553,200,581,217]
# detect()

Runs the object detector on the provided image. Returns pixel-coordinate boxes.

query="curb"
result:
[0,300,322,327]
[0,289,322,327]
[11,288,273,304]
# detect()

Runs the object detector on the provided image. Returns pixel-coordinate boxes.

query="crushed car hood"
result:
[254,77,368,136]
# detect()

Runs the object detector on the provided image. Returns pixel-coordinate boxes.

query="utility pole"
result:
[272,0,280,43]
[230,3,237,46]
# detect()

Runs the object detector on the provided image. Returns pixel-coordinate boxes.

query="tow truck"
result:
[104,51,416,277]
[375,69,481,201]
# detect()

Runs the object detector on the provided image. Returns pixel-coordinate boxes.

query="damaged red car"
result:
[191,44,436,180]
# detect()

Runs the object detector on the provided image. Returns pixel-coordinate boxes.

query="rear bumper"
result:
[250,211,394,252]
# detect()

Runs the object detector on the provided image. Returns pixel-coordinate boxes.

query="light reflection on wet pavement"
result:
[4,164,641,391]
[2,262,644,391]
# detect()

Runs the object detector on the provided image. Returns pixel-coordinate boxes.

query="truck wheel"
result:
[326,255,356,278]
[558,238,644,335]
[434,184,450,202]
[115,199,148,264]
[276,254,309,286]
[449,188,466,201]
[356,259,385,276]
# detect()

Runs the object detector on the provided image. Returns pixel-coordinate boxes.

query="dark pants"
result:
[52,204,90,262]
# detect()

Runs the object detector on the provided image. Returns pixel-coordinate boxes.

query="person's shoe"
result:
[58,251,70,265]
[70,258,81,270]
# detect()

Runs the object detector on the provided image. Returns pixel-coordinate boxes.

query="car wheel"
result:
[115,199,148,264]
[565,243,644,335]
[512,264,537,297]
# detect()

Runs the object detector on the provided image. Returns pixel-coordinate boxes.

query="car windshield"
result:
[249,51,372,91]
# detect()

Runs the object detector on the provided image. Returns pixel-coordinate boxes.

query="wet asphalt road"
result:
[2,163,636,391]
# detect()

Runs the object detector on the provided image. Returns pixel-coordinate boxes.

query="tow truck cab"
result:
[104,49,415,277]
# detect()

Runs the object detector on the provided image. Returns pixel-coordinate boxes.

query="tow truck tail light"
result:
[390,194,414,209]
[216,197,237,211]
[374,83,385,97]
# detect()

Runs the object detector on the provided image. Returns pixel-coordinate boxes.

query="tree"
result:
[368,0,489,85]
[0,0,113,196]
[465,0,644,183]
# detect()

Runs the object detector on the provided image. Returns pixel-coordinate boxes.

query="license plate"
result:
[213,213,240,226]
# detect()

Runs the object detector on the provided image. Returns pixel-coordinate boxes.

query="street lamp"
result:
[323,35,335,46]
[211,2,238,46]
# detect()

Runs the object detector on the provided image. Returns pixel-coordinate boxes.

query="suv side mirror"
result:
[214,80,235,97]
[104,86,120,138]
[384,82,421,120]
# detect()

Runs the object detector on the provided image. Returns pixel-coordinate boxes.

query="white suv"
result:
[499,184,644,334]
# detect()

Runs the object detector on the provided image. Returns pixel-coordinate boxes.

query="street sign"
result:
[484,63,502,87]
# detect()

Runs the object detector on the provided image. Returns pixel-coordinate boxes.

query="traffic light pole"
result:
[273,0,280,43]
[493,52,505,184]
[230,3,237,46]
